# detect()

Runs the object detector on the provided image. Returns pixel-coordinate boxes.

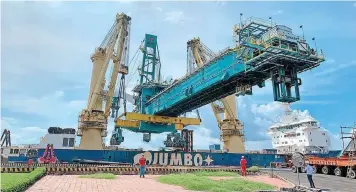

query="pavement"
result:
[26,173,292,192]
[26,175,198,192]
[263,170,356,192]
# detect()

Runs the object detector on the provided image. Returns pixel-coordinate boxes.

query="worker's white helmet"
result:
[242,156,244,158]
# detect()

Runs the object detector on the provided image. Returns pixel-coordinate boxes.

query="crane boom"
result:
[187,38,245,153]
[77,13,131,150]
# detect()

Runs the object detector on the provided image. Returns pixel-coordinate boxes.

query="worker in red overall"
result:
[139,155,146,178]
[240,156,247,176]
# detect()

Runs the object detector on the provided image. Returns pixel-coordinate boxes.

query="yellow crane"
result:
[77,13,131,150]
[187,38,245,153]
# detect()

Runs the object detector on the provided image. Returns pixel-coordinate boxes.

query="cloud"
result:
[156,6,163,12]
[325,59,335,64]
[1,117,48,145]
[246,140,272,150]
[215,0,227,7]
[20,126,47,133]
[164,11,188,24]
[119,0,133,4]
[1,2,95,97]
[327,130,342,150]
[2,91,86,119]
[315,60,356,77]
[47,1,63,8]
[272,10,283,15]
[295,100,336,105]
[241,98,284,141]
[1,117,17,129]
[190,126,221,149]
[353,2,356,8]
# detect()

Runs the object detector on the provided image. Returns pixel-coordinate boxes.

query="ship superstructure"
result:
[267,105,331,154]
[1,127,76,162]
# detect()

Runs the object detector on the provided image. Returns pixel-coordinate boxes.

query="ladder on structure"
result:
[341,123,356,179]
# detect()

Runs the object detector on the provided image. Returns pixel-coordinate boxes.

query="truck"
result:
[292,125,356,179]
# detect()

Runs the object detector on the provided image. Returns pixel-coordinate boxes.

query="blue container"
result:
[9,149,287,167]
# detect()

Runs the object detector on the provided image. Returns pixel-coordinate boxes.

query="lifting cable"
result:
[100,21,117,48]
[126,50,141,86]
[112,41,143,117]
[124,39,144,87]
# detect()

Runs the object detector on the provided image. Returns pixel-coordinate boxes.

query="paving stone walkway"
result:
[27,174,292,192]
[26,175,197,192]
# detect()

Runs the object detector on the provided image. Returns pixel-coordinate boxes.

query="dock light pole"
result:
[312,37,318,53]
[300,25,305,40]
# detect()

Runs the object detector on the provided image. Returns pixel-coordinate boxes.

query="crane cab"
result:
[118,65,128,75]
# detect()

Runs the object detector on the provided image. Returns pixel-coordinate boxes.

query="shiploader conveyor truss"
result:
[112,16,325,144]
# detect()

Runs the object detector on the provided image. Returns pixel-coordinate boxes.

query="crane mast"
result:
[187,38,245,153]
[77,13,131,150]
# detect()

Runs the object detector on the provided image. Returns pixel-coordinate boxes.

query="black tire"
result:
[347,169,356,179]
[312,165,318,174]
[301,166,306,173]
[292,166,297,173]
[322,166,329,175]
[334,167,342,176]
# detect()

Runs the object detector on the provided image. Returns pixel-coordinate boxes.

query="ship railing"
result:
[242,17,276,30]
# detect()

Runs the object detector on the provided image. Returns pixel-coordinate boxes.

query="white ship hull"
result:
[267,107,331,155]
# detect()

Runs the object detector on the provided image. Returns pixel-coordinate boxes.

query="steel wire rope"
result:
[124,39,144,87]
[100,21,116,48]
[112,41,141,95]
[125,49,141,87]
[111,38,144,117]
[112,47,141,117]
[107,22,131,116]
[113,25,132,93]
[112,46,140,114]
[87,22,118,109]
[108,29,120,92]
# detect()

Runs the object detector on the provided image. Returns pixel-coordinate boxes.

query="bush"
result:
[246,166,260,173]
[1,168,46,192]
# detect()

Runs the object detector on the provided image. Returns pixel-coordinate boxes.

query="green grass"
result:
[192,171,238,177]
[79,173,116,179]
[158,171,275,192]
[1,168,46,192]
